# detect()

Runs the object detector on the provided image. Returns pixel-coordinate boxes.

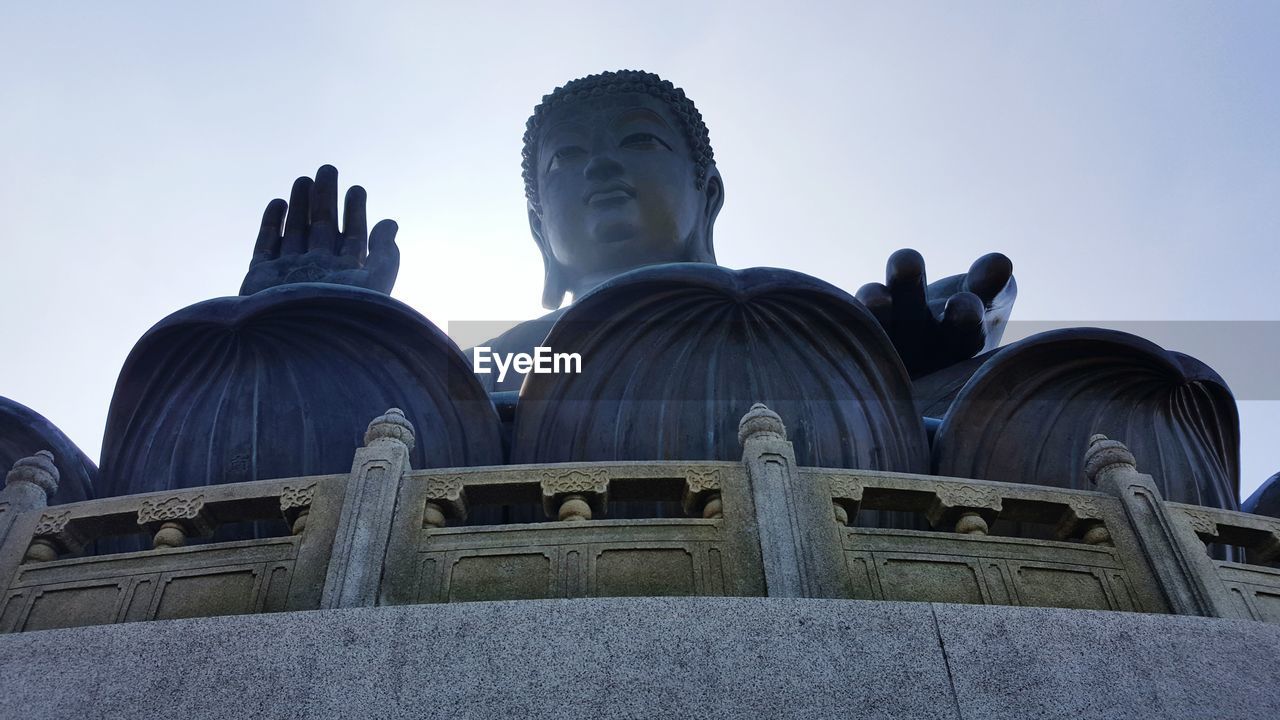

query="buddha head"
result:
[523,70,725,309]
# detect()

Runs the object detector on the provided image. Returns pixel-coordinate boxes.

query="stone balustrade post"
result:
[738,404,849,598]
[2,451,57,514]
[320,408,416,609]
[0,452,59,593]
[1085,434,1240,618]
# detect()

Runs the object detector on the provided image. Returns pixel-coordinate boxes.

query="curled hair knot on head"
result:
[521,70,715,214]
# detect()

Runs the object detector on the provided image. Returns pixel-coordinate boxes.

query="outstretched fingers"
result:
[281,176,313,255]
[886,248,932,327]
[939,291,987,361]
[855,282,893,334]
[365,219,400,294]
[307,165,340,253]
[340,185,368,260]
[964,252,1013,307]
[252,198,287,263]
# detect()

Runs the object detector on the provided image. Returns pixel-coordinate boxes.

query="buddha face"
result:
[530,93,723,306]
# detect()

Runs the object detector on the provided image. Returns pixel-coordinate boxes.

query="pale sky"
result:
[2,2,1277,497]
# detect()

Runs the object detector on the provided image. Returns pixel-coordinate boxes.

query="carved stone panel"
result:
[22,583,122,632]
[279,484,317,513]
[540,469,609,518]
[446,552,553,603]
[137,494,214,537]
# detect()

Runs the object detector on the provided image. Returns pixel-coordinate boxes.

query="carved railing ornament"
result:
[22,508,86,563]
[425,475,465,501]
[33,510,72,536]
[681,468,723,518]
[280,483,317,535]
[138,494,208,524]
[1066,496,1104,521]
[933,484,1003,511]
[1171,505,1280,564]
[927,484,1004,535]
[827,476,866,527]
[1180,509,1220,539]
[1084,434,1139,486]
[363,408,416,452]
[422,475,467,528]
[1054,496,1114,546]
[541,469,609,521]
[540,469,609,495]
[137,494,214,549]
[280,484,316,512]
[1255,528,1280,565]
[828,477,865,503]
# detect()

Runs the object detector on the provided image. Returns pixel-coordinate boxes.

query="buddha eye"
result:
[621,133,672,151]
[546,146,586,172]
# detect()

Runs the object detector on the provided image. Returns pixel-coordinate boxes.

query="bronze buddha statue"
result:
[235,70,1015,389]
[2,70,1238,518]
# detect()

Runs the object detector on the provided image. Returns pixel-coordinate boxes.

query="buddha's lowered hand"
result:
[856,249,1016,378]
[240,164,400,296]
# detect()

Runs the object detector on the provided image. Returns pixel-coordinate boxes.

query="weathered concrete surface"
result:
[935,603,1280,719]
[0,598,1276,720]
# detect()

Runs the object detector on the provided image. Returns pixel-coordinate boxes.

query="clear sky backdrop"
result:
[2,1,1277,497]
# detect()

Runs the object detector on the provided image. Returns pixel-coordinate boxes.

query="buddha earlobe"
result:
[541,258,569,309]
[698,171,725,264]
[529,206,568,309]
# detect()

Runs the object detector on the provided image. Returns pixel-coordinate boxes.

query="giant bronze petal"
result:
[933,328,1238,509]
[100,284,503,499]
[0,397,97,504]
[511,264,928,471]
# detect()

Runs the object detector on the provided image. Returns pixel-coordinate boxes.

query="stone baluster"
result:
[832,503,849,526]
[954,512,988,536]
[1085,434,1240,619]
[1079,521,1113,547]
[558,495,592,522]
[702,494,724,520]
[423,501,446,528]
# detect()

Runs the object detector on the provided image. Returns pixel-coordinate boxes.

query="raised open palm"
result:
[240,165,399,295]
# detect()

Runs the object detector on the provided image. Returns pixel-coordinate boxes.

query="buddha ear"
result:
[529,204,568,309]
[697,166,725,264]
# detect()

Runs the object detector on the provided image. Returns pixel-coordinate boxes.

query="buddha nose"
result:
[584,152,624,182]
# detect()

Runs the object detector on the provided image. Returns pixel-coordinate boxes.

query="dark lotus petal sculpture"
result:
[511,264,929,471]
[1243,472,1280,519]
[99,284,503,499]
[933,328,1239,509]
[0,397,97,504]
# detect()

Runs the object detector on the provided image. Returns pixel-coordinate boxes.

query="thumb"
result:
[366,219,400,294]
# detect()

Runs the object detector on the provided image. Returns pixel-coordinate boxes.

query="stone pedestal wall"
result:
[1,597,1276,719]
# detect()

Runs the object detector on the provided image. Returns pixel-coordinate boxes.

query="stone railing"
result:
[1,405,1277,633]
